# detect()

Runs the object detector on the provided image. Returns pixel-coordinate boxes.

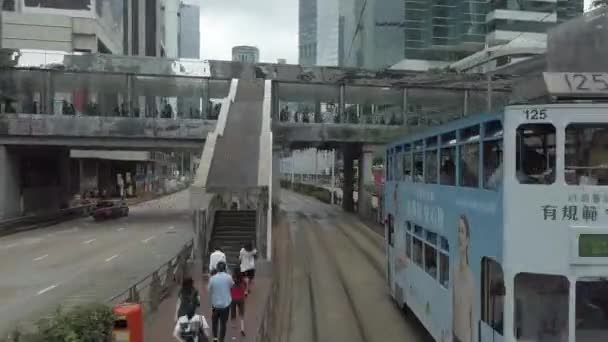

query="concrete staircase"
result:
[210,210,257,269]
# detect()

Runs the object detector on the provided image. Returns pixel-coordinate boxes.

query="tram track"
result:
[307,215,371,342]
[283,190,431,342]
[333,220,385,277]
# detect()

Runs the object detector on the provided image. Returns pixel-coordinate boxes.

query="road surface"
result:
[281,190,432,342]
[0,191,194,335]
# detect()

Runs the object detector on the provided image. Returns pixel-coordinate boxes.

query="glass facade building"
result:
[333,0,584,68]
[299,0,317,65]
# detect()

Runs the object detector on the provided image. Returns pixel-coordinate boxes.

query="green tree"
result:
[592,0,608,7]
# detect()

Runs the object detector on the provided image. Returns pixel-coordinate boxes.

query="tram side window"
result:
[386,154,391,181]
[516,124,556,184]
[460,125,480,187]
[440,147,456,185]
[459,143,480,187]
[413,152,424,182]
[403,152,412,181]
[483,140,503,190]
[405,221,412,258]
[576,279,608,338]
[439,237,449,287]
[413,225,423,266]
[481,258,505,334]
[396,151,404,181]
[425,148,438,184]
[565,124,608,185]
[514,273,569,340]
[424,231,438,278]
[387,215,395,247]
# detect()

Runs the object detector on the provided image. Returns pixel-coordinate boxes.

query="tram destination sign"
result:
[579,234,608,258]
[543,72,608,97]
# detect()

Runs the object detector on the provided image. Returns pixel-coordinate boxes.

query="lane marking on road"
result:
[117,228,125,232]
[0,243,18,250]
[34,254,49,261]
[142,236,156,244]
[83,238,96,244]
[105,254,119,262]
[37,284,58,295]
[168,226,175,230]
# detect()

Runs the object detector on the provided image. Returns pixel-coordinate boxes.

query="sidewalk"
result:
[146,259,272,342]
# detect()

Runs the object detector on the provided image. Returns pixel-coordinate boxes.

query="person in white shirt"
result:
[209,246,226,274]
[239,242,257,295]
[173,311,209,342]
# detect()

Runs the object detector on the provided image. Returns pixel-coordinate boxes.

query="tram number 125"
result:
[523,108,547,120]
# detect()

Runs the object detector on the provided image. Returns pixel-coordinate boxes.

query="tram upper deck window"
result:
[576,279,608,341]
[459,125,480,187]
[565,124,608,186]
[425,137,438,184]
[395,146,403,181]
[403,144,412,181]
[516,124,556,184]
[413,140,424,182]
[440,131,457,186]
[484,121,504,190]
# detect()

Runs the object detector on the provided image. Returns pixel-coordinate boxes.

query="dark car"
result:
[91,199,129,221]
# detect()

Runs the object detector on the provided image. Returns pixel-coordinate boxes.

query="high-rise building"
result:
[298,0,317,65]
[1,0,125,54]
[178,2,200,59]
[298,0,340,66]
[335,0,585,71]
[232,45,259,63]
[486,0,584,47]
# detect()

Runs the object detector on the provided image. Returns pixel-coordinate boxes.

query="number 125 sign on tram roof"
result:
[543,72,608,97]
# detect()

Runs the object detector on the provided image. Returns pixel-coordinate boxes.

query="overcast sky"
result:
[198,0,299,63]
[197,0,594,63]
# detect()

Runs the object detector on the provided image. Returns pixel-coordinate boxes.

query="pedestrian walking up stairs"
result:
[211,210,257,269]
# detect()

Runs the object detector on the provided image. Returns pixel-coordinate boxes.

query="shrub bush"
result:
[3,303,115,342]
[280,181,332,204]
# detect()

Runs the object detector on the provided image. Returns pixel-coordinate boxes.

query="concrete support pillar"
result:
[487,74,493,112]
[339,84,346,123]
[272,146,281,207]
[402,88,408,126]
[342,144,357,212]
[463,89,469,118]
[0,146,22,220]
[271,81,280,121]
[45,71,54,115]
[358,145,375,219]
[58,148,71,208]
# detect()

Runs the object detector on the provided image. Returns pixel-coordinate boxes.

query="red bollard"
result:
[113,303,143,342]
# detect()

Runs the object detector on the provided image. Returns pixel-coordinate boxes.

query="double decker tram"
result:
[384,73,608,342]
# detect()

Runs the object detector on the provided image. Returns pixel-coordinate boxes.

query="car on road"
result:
[91,199,129,221]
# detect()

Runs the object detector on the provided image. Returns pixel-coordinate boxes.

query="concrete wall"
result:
[0,146,21,219]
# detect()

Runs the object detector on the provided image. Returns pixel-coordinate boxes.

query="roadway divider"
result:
[106,240,194,318]
[0,204,94,237]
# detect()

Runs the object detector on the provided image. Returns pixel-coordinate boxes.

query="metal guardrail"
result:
[0,204,94,234]
[106,240,194,317]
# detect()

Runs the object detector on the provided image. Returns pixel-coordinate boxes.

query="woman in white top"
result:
[453,215,476,342]
[239,242,257,295]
